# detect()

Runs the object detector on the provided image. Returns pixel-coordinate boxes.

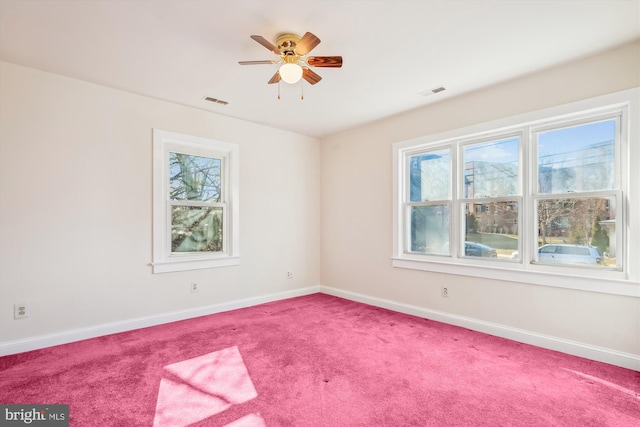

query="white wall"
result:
[0,61,321,345]
[1,40,639,368]
[320,41,640,360]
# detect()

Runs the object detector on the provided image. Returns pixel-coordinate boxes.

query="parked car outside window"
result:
[537,244,602,265]
[465,242,497,258]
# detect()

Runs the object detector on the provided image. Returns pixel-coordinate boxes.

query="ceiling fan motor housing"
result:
[276,33,302,56]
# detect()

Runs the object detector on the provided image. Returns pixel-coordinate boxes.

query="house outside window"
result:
[152,129,239,273]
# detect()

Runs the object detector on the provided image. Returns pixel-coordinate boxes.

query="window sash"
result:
[164,146,229,257]
[168,201,227,255]
[459,133,522,199]
[406,147,452,202]
[531,191,621,271]
[168,152,223,203]
[404,201,452,256]
[460,198,521,261]
[531,115,621,195]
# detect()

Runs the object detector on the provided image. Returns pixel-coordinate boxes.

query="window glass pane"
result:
[409,149,450,202]
[169,152,221,202]
[537,120,616,194]
[536,196,616,267]
[171,206,223,253]
[409,205,449,255]
[464,201,519,260]
[463,137,519,198]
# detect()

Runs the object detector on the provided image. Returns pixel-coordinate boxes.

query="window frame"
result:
[392,89,639,297]
[152,129,239,273]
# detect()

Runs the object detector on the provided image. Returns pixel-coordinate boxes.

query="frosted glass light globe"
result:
[279,63,303,84]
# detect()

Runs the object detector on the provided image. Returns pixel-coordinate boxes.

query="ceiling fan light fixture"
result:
[279,63,303,84]
[240,32,342,87]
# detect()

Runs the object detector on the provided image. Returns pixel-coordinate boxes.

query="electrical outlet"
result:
[441,286,449,298]
[191,283,199,293]
[286,271,293,279]
[14,303,29,319]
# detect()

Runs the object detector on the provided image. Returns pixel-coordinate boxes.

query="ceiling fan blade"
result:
[250,35,280,54]
[268,71,281,84]
[296,32,321,56]
[239,60,277,65]
[302,67,322,85]
[307,56,343,68]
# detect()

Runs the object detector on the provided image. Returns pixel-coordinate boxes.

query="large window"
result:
[153,129,239,273]
[393,89,639,295]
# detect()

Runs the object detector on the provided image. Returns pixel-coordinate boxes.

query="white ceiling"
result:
[1,0,639,138]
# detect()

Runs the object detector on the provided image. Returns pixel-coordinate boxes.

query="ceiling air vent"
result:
[418,86,446,97]
[203,96,229,105]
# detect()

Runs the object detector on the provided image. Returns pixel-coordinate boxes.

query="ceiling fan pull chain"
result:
[301,82,304,100]
[278,81,281,100]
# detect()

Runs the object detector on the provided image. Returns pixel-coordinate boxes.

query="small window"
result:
[152,129,239,273]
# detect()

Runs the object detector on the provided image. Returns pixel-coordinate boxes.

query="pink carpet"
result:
[1,293,639,426]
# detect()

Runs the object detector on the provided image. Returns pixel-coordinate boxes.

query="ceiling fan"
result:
[239,32,343,86]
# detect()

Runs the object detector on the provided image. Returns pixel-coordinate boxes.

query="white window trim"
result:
[152,129,239,273]
[392,88,639,297]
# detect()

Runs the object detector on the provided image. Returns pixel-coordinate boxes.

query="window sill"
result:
[152,256,240,273]
[391,257,639,297]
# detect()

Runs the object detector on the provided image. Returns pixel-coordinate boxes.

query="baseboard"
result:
[0,286,321,357]
[4,284,638,371]
[320,286,640,371]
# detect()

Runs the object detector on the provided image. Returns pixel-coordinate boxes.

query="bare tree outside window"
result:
[170,153,221,202]
[169,153,223,253]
